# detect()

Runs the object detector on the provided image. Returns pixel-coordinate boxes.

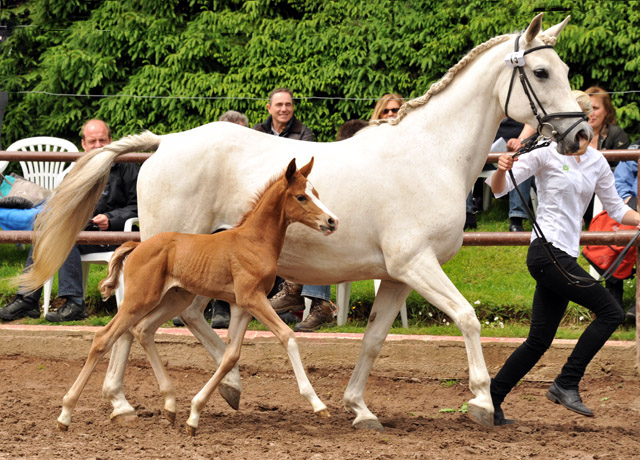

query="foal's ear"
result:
[299,157,314,178]
[285,158,297,183]
[524,13,543,44]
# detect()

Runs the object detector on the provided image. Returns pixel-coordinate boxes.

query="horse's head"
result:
[499,14,592,155]
[283,157,338,236]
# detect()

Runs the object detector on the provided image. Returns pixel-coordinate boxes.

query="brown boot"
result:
[269,281,304,313]
[294,299,335,332]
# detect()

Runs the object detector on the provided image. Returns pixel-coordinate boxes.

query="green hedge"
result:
[1,0,639,146]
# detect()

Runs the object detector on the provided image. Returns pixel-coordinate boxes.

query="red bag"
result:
[582,210,637,280]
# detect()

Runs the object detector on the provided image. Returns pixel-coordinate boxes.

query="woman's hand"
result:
[497,153,517,172]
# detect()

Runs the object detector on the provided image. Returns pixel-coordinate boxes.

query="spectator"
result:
[337,119,367,141]
[253,87,313,140]
[371,93,404,121]
[583,86,631,224]
[219,110,249,127]
[486,90,636,425]
[0,119,139,322]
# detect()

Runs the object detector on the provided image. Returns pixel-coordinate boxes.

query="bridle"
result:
[502,35,639,287]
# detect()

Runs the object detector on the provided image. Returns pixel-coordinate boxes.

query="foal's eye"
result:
[533,69,549,79]
[296,195,307,202]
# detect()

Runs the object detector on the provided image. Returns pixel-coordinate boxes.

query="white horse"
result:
[24,14,590,431]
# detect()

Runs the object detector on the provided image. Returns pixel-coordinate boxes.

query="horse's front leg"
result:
[247,298,329,417]
[395,252,493,428]
[181,296,242,410]
[186,304,252,436]
[343,280,411,431]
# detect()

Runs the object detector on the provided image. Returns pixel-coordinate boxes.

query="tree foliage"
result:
[1,0,639,145]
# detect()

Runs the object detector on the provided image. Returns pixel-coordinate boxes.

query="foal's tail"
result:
[17,131,161,293]
[98,241,140,299]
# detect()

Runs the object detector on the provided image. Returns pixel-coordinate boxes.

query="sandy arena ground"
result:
[0,325,638,460]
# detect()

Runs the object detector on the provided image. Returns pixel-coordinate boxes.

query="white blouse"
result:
[486,143,631,258]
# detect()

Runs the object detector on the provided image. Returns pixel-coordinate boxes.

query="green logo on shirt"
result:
[563,164,569,171]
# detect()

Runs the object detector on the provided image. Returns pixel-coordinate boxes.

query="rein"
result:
[503,35,640,287]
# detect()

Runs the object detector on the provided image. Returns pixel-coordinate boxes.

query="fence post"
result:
[637,156,639,369]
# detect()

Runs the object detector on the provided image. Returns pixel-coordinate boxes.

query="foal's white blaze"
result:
[305,180,338,234]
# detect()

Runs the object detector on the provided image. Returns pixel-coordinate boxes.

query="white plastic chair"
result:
[42,217,138,315]
[6,136,78,190]
[331,281,408,328]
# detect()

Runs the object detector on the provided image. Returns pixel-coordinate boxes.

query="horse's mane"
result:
[375,32,557,127]
[234,168,286,227]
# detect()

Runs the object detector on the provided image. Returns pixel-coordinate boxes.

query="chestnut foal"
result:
[56,158,338,435]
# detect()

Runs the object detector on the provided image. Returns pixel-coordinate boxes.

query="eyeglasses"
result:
[382,107,400,115]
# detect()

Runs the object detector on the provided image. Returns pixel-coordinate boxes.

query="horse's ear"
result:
[543,16,570,40]
[299,157,314,178]
[285,158,297,183]
[524,13,544,44]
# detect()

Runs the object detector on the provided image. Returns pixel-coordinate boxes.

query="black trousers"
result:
[491,238,625,406]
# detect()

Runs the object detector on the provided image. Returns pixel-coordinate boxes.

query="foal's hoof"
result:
[219,383,241,411]
[57,421,69,432]
[315,409,330,418]
[165,410,176,424]
[111,411,137,425]
[185,424,197,437]
[353,419,385,432]
[467,401,494,428]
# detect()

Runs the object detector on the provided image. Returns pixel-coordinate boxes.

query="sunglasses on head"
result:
[382,107,400,115]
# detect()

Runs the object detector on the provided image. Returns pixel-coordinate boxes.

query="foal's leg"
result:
[186,304,253,436]
[180,296,242,410]
[343,279,411,431]
[102,331,136,423]
[244,298,328,416]
[58,313,143,431]
[131,289,197,423]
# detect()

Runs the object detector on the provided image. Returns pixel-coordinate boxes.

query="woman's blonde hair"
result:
[371,93,404,121]
[572,90,593,117]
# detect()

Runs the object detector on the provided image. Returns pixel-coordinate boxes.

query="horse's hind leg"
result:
[245,298,328,416]
[180,296,242,410]
[131,289,198,423]
[186,305,253,436]
[102,332,136,424]
[395,254,493,428]
[343,280,411,431]
[59,317,135,430]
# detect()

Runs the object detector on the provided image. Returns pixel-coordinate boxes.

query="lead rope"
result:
[507,139,640,287]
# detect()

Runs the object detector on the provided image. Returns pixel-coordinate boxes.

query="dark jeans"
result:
[491,239,625,406]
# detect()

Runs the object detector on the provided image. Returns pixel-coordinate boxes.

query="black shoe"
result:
[203,302,214,322]
[210,300,231,329]
[509,223,525,232]
[278,311,301,324]
[0,295,40,321]
[464,212,477,230]
[172,317,185,327]
[493,405,515,426]
[44,298,88,323]
[626,304,636,321]
[546,382,594,417]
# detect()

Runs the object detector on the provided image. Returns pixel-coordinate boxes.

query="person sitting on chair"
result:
[0,119,139,322]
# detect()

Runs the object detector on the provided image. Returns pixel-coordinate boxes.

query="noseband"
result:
[503,35,586,151]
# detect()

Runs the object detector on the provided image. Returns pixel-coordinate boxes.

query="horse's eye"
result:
[533,69,549,79]
[296,195,307,202]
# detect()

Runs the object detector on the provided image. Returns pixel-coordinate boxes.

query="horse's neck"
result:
[239,186,288,255]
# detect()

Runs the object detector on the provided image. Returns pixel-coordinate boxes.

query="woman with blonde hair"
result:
[585,86,629,150]
[371,93,404,120]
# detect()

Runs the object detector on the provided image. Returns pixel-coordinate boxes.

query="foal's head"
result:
[283,157,338,236]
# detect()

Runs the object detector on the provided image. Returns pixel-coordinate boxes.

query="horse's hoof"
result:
[165,410,176,424]
[111,411,137,425]
[467,401,494,428]
[218,383,241,411]
[57,421,69,432]
[353,419,385,432]
[185,424,197,437]
[315,409,330,418]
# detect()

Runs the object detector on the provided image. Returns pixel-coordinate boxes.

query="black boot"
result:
[210,300,230,328]
[0,295,40,321]
[546,381,594,417]
[44,297,88,322]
